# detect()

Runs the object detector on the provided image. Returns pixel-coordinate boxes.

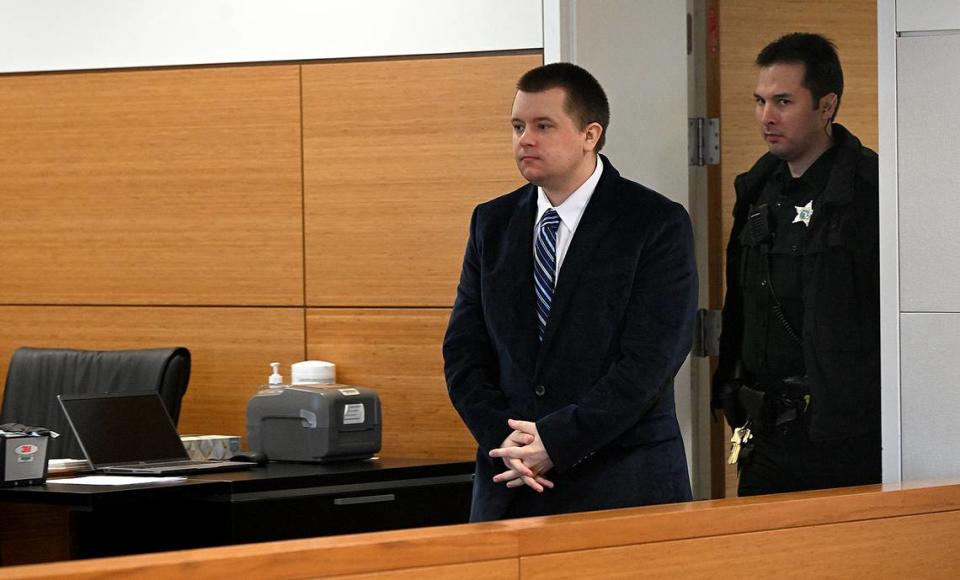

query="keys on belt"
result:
[727,422,753,465]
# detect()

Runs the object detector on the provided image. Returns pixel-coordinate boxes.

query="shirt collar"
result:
[776,145,838,194]
[536,156,604,231]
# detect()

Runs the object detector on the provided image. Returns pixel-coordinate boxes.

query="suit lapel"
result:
[536,159,623,369]
[502,185,539,370]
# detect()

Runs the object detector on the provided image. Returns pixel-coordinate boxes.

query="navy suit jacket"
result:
[443,155,698,521]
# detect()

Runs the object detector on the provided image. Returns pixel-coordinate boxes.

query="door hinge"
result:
[692,308,722,357]
[688,117,720,166]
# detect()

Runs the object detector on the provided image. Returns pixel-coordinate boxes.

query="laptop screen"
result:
[58,393,189,466]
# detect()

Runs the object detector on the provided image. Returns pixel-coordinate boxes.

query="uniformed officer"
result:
[713,33,880,495]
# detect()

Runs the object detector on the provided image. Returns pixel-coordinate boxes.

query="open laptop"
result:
[57,392,254,475]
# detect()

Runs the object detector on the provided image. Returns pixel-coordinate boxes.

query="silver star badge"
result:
[793,200,814,227]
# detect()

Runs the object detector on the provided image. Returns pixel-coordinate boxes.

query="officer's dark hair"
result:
[517,62,610,152]
[756,33,844,122]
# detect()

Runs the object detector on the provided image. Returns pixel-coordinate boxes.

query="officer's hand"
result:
[716,379,746,428]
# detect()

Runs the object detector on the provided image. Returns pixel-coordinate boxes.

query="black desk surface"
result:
[0,458,477,562]
[190,456,475,491]
[0,457,475,506]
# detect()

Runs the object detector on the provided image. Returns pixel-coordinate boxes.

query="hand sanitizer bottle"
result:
[267,362,285,389]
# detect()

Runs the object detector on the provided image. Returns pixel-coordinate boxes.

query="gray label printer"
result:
[247,384,382,462]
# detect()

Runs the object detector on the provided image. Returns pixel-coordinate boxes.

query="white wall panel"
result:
[900,313,960,481]
[0,0,542,73]
[896,0,960,32]
[570,0,688,209]
[553,0,697,494]
[896,34,960,312]
[878,0,901,484]
[892,0,960,487]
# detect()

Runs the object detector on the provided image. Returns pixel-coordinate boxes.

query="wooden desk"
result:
[0,458,474,565]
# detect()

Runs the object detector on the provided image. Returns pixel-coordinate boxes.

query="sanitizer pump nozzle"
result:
[268,362,283,387]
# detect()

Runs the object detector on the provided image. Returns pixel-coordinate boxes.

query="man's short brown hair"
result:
[517,62,610,152]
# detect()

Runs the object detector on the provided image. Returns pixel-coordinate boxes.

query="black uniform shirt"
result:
[741,146,838,384]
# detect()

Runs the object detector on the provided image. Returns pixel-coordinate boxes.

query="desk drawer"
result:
[228,474,473,543]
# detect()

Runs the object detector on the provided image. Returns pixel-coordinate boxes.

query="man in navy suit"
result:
[443,63,698,521]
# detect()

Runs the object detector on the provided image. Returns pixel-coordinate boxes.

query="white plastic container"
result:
[291,360,336,385]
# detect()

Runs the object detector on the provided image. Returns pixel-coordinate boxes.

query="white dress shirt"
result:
[534,157,604,279]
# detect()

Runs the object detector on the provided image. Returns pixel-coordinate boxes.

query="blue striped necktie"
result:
[534,208,561,342]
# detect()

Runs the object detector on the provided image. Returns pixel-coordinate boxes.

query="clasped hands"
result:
[488,418,555,493]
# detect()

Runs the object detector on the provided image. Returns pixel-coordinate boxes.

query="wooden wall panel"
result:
[306,309,475,460]
[0,307,305,441]
[302,53,542,307]
[717,0,878,497]
[0,53,544,462]
[520,510,960,580]
[0,65,303,306]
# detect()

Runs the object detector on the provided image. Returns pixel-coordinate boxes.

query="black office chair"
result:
[0,347,191,459]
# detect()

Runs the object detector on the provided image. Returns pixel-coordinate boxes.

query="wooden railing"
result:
[4,481,960,579]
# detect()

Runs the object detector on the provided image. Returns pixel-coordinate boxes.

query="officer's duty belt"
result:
[738,376,810,433]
